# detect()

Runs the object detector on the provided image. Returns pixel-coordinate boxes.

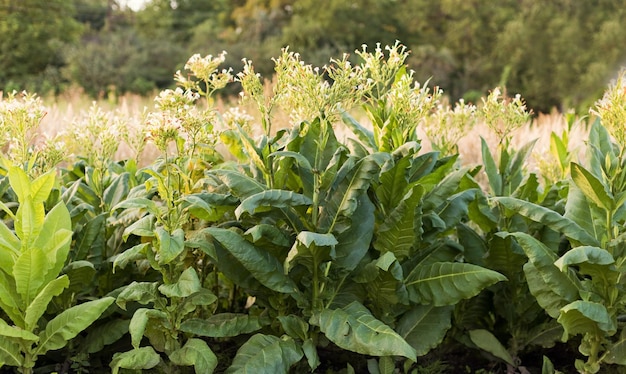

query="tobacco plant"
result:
[0,165,113,373]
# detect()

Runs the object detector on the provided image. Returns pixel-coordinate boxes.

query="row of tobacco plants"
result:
[1,43,626,374]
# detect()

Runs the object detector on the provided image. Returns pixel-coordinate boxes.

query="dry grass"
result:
[36,91,588,179]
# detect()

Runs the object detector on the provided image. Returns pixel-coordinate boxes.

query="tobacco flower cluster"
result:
[481,87,532,142]
[591,70,626,146]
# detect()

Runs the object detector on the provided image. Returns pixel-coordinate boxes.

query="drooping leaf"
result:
[318,301,416,360]
[523,262,568,319]
[564,184,601,243]
[481,137,502,195]
[35,297,114,355]
[128,308,168,349]
[0,221,20,274]
[302,338,320,371]
[24,275,69,331]
[82,319,130,354]
[169,338,218,374]
[558,300,616,339]
[405,262,506,306]
[112,197,160,217]
[396,304,453,356]
[212,169,266,199]
[158,267,201,298]
[554,246,615,270]
[340,110,376,151]
[122,215,155,241]
[207,228,298,294]
[495,197,599,247]
[603,329,626,364]
[505,232,580,302]
[116,281,160,310]
[0,338,22,367]
[235,190,312,218]
[277,315,309,341]
[181,313,270,337]
[226,334,303,374]
[110,346,161,374]
[468,329,514,365]
[103,172,130,209]
[112,243,150,272]
[0,318,39,341]
[334,194,376,270]
[72,213,105,261]
[156,227,185,265]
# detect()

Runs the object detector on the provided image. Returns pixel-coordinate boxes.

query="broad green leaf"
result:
[0,273,22,327]
[542,356,555,374]
[405,262,506,306]
[35,297,114,355]
[156,227,185,265]
[245,224,291,249]
[110,346,161,374]
[494,197,599,247]
[525,321,564,349]
[558,300,616,339]
[318,301,416,360]
[24,275,69,331]
[340,110,376,151]
[396,304,453,356]
[278,315,309,341]
[374,185,423,260]
[181,314,270,338]
[376,153,412,211]
[603,329,626,364]
[554,246,615,270]
[235,190,312,218]
[436,189,477,229]
[296,231,338,248]
[30,170,55,204]
[83,319,130,354]
[112,243,149,272]
[122,215,155,240]
[116,281,159,310]
[13,247,46,306]
[103,172,130,209]
[570,162,613,211]
[212,169,266,199]
[468,329,514,365]
[421,167,467,211]
[72,213,105,261]
[183,193,237,222]
[481,137,501,195]
[285,232,337,273]
[506,232,580,302]
[302,338,320,371]
[15,198,44,249]
[0,318,39,341]
[39,230,72,286]
[319,153,389,231]
[334,195,376,270]
[0,221,19,274]
[564,184,600,243]
[0,338,22,367]
[158,267,201,298]
[524,262,568,319]
[226,334,303,374]
[112,197,160,217]
[129,308,168,349]
[207,228,298,294]
[169,338,218,374]
[8,166,32,203]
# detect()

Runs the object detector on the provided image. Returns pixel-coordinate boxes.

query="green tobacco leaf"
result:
[212,169,266,199]
[112,243,149,272]
[129,308,168,349]
[122,215,155,240]
[169,338,218,374]
[226,334,303,374]
[603,329,626,364]
[0,338,22,367]
[0,318,39,341]
[72,213,105,261]
[396,304,453,356]
[110,346,161,374]
[156,227,185,265]
[0,221,20,274]
[405,262,506,306]
[558,300,616,339]
[319,153,388,231]
[421,167,467,211]
[340,110,376,151]
[376,153,412,211]
[0,273,22,326]
[570,162,613,211]
[13,246,47,307]
[481,137,502,196]
[564,184,601,243]
[554,246,615,270]
[24,275,69,331]
[334,195,376,270]
[374,185,423,260]
[112,197,160,217]
[494,197,599,247]
[468,329,514,365]
[103,172,130,209]
[36,297,114,355]
[116,281,159,310]
[506,232,580,303]
[83,319,130,354]
[523,262,568,319]
[318,301,416,360]
[181,314,270,337]
[302,338,320,371]
[158,267,201,298]
[207,228,298,294]
[436,189,477,229]
[278,315,309,341]
[235,190,312,218]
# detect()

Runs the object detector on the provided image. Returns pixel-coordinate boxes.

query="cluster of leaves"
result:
[2,44,626,374]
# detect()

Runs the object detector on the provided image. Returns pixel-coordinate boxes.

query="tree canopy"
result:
[2,0,626,113]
